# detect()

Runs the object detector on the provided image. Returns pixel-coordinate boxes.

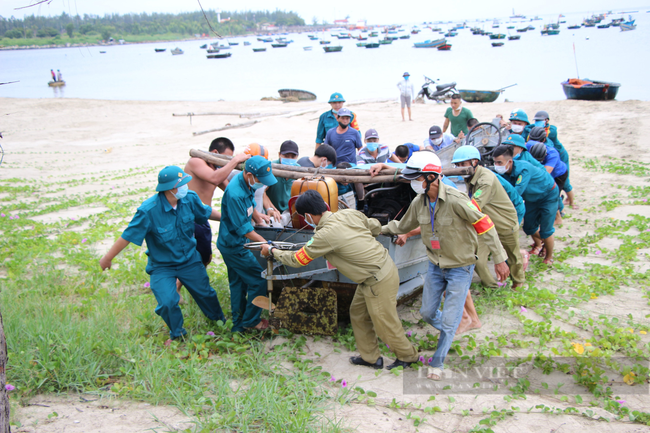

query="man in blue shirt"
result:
[324,107,363,164]
[493,145,559,265]
[217,156,278,332]
[389,143,420,163]
[315,92,359,148]
[100,166,225,342]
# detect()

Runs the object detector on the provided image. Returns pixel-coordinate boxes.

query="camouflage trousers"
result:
[349,261,419,364]
[475,226,526,287]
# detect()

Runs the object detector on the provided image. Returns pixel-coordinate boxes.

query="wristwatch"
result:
[268,246,276,258]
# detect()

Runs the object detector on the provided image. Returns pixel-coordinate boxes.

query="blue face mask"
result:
[404,76,409,80]
[305,214,316,228]
[281,158,299,166]
[252,182,265,190]
[173,184,188,200]
[366,143,379,152]
[534,120,546,128]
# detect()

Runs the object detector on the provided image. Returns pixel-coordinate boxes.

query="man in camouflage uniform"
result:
[261,190,418,370]
[381,151,510,380]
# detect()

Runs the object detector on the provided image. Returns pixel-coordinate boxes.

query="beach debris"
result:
[192,120,259,136]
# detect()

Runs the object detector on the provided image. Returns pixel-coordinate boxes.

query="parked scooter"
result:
[416,76,458,103]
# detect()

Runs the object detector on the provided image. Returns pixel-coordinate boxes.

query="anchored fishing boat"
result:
[561,78,620,100]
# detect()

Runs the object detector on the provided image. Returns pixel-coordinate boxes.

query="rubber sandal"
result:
[538,246,546,258]
[530,245,543,256]
[427,367,443,381]
[543,258,554,266]
[521,250,530,272]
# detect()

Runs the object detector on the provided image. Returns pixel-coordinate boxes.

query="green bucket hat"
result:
[156,166,192,192]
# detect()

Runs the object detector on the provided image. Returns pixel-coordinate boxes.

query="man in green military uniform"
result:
[381,151,510,380]
[451,146,526,290]
[260,190,418,370]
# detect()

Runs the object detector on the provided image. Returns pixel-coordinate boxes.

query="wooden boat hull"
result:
[48,81,65,87]
[278,89,317,101]
[154,48,166,52]
[561,79,620,100]
[458,89,501,103]
[323,46,343,52]
[206,49,220,53]
[365,43,380,48]
[271,43,288,48]
[491,42,504,47]
[489,34,506,39]
[437,44,452,50]
[207,53,232,59]
[508,35,521,40]
[252,48,267,52]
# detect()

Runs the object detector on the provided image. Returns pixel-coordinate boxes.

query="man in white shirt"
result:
[397,72,415,122]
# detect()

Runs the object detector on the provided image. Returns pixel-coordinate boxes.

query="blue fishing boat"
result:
[413,38,446,48]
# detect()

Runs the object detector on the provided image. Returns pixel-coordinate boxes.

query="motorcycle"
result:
[416,76,458,103]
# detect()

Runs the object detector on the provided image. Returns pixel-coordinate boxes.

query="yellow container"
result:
[290,176,339,228]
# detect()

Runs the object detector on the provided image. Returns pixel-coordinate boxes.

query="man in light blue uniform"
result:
[524,112,576,208]
[503,134,544,169]
[315,92,359,148]
[100,166,225,341]
[217,156,277,332]
[493,146,559,265]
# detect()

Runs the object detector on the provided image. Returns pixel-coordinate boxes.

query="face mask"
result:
[305,214,316,228]
[494,164,507,175]
[404,76,409,80]
[173,184,188,200]
[411,179,426,194]
[511,124,524,133]
[513,152,521,160]
[431,137,443,146]
[247,175,264,190]
[320,161,333,169]
[281,158,299,166]
[338,121,349,129]
[534,120,546,128]
[366,143,379,152]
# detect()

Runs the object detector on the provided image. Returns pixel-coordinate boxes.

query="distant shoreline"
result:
[0,35,242,51]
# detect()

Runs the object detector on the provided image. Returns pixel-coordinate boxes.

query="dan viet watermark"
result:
[403,357,649,395]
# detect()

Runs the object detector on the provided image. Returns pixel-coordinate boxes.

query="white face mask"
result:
[431,137,443,146]
[494,164,507,175]
[511,124,524,133]
[305,214,316,228]
[411,179,426,194]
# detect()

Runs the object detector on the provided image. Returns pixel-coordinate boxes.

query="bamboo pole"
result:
[189,149,474,183]
[192,120,259,136]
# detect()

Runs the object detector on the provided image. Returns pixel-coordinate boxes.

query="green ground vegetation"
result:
[1,152,650,431]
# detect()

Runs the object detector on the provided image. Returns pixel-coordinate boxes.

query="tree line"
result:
[0,9,306,40]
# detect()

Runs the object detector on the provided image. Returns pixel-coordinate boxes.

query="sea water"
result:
[1,11,648,102]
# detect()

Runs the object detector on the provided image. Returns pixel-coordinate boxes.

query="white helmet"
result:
[400,151,442,180]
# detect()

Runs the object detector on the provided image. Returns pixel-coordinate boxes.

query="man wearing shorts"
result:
[180,137,250,299]
[397,72,415,121]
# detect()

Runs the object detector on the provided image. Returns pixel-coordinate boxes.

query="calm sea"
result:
[1,11,649,102]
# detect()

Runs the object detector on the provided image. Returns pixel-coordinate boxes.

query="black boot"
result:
[386,359,413,370]
[349,356,384,369]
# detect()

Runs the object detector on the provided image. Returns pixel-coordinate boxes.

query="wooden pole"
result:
[0,309,10,433]
[188,149,474,183]
[192,120,259,136]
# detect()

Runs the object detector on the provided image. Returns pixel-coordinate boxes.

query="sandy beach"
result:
[2,96,650,432]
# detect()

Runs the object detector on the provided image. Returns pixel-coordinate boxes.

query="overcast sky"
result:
[1,0,647,23]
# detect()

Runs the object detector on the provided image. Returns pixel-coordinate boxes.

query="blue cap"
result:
[336,107,352,117]
[245,155,277,186]
[156,166,192,192]
[502,134,527,149]
[451,146,481,163]
[329,92,345,103]
[509,109,529,124]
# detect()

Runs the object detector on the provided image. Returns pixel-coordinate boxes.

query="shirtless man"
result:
[177,137,249,299]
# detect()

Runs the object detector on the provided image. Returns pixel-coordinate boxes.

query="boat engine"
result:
[361,182,416,225]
